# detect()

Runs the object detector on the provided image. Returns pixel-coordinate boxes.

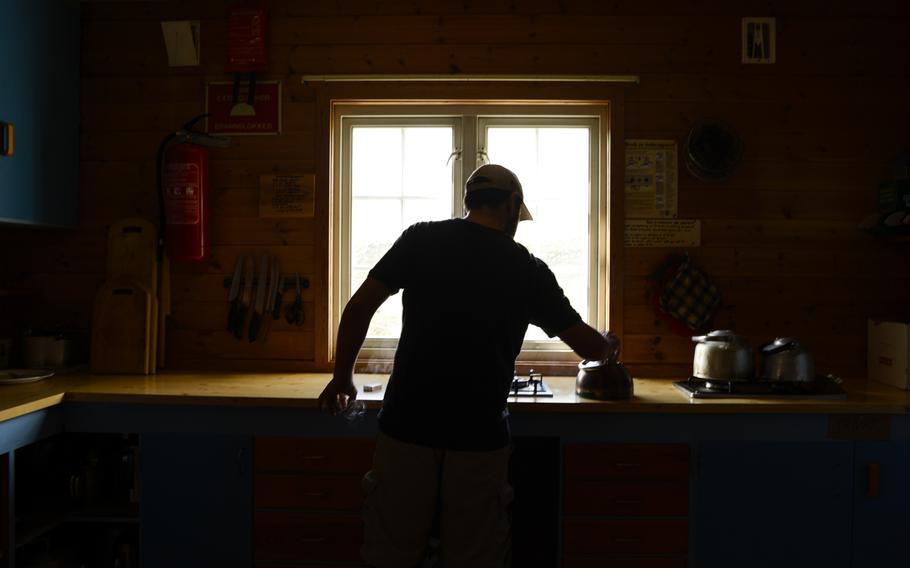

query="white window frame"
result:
[330,102,610,366]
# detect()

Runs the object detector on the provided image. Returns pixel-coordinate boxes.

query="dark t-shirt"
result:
[368,219,581,450]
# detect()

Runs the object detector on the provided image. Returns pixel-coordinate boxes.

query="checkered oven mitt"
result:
[650,253,721,335]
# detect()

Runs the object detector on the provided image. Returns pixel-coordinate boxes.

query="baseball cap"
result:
[464,164,533,221]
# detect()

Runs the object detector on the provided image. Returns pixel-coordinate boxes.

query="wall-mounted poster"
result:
[625,139,678,218]
[206,80,281,135]
[259,174,315,218]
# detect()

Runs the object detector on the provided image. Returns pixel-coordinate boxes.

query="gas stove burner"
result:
[675,375,846,400]
[702,378,735,392]
[510,370,554,397]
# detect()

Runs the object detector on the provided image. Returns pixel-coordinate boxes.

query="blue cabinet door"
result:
[695,442,853,568]
[852,441,910,568]
[0,0,80,227]
[141,433,252,568]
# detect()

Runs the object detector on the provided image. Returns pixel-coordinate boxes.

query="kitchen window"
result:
[331,102,611,368]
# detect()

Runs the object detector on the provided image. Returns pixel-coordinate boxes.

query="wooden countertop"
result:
[2,372,910,425]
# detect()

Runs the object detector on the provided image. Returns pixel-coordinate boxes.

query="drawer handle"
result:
[303,491,327,497]
[0,122,12,157]
[614,463,641,468]
[614,537,641,543]
[614,499,642,505]
[301,455,327,460]
[301,537,327,544]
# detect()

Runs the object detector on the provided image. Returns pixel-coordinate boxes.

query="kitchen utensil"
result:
[261,257,280,341]
[272,274,285,320]
[24,335,71,368]
[107,217,159,372]
[692,330,753,380]
[91,279,152,374]
[248,254,269,342]
[684,119,743,182]
[231,256,254,340]
[107,218,158,295]
[576,357,634,400]
[157,255,170,369]
[760,337,815,382]
[227,255,244,335]
[285,273,304,326]
[0,369,54,385]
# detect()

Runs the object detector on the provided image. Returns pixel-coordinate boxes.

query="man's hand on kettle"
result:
[601,330,620,361]
[318,377,358,416]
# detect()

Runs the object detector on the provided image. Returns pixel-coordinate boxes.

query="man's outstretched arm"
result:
[318,277,393,415]
[558,321,620,362]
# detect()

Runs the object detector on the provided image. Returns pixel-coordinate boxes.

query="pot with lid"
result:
[692,330,753,380]
[576,357,634,400]
[760,337,814,382]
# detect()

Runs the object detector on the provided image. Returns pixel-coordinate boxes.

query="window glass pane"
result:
[352,128,402,198]
[350,125,454,338]
[486,126,590,340]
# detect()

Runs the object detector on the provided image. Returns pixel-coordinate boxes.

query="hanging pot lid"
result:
[685,119,743,182]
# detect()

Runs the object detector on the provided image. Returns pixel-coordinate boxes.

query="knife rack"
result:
[223,276,308,290]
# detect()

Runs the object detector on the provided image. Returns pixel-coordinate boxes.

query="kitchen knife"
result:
[271,272,284,321]
[234,255,254,340]
[248,254,269,342]
[227,255,244,337]
[261,257,280,342]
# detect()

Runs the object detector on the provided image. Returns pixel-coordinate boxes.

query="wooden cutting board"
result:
[107,218,157,297]
[157,255,169,369]
[91,279,152,374]
[107,217,159,372]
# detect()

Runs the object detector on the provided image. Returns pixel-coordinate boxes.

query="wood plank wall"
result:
[2,0,909,377]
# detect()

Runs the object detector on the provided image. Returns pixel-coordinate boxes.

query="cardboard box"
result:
[868,319,910,389]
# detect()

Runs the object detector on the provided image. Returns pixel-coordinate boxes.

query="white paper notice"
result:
[625,139,678,218]
[624,219,701,248]
[259,174,315,218]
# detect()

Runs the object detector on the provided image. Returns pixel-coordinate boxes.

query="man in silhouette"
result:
[319,164,619,567]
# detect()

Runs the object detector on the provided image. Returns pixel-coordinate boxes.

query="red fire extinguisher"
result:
[156,115,229,262]
[163,143,209,262]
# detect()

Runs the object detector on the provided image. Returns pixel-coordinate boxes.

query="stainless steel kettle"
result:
[691,330,753,380]
[760,337,815,382]
[576,357,634,400]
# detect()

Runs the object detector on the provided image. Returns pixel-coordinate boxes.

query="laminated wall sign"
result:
[259,174,315,218]
[625,140,678,218]
[624,219,701,248]
[206,81,281,135]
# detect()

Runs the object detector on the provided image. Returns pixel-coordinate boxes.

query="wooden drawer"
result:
[563,557,686,568]
[255,472,363,510]
[563,479,688,516]
[563,519,688,555]
[564,444,690,481]
[255,437,374,474]
[254,511,363,562]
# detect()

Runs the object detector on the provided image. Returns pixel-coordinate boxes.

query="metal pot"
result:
[760,337,814,382]
[576,358,634,400]
[692,330,753,380]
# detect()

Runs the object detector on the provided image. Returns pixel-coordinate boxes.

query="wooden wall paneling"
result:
[2,0,907,373]
[607,92,625,338]
[170,300,314,333]
[314,89,331,367]
[168,329,316,362]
